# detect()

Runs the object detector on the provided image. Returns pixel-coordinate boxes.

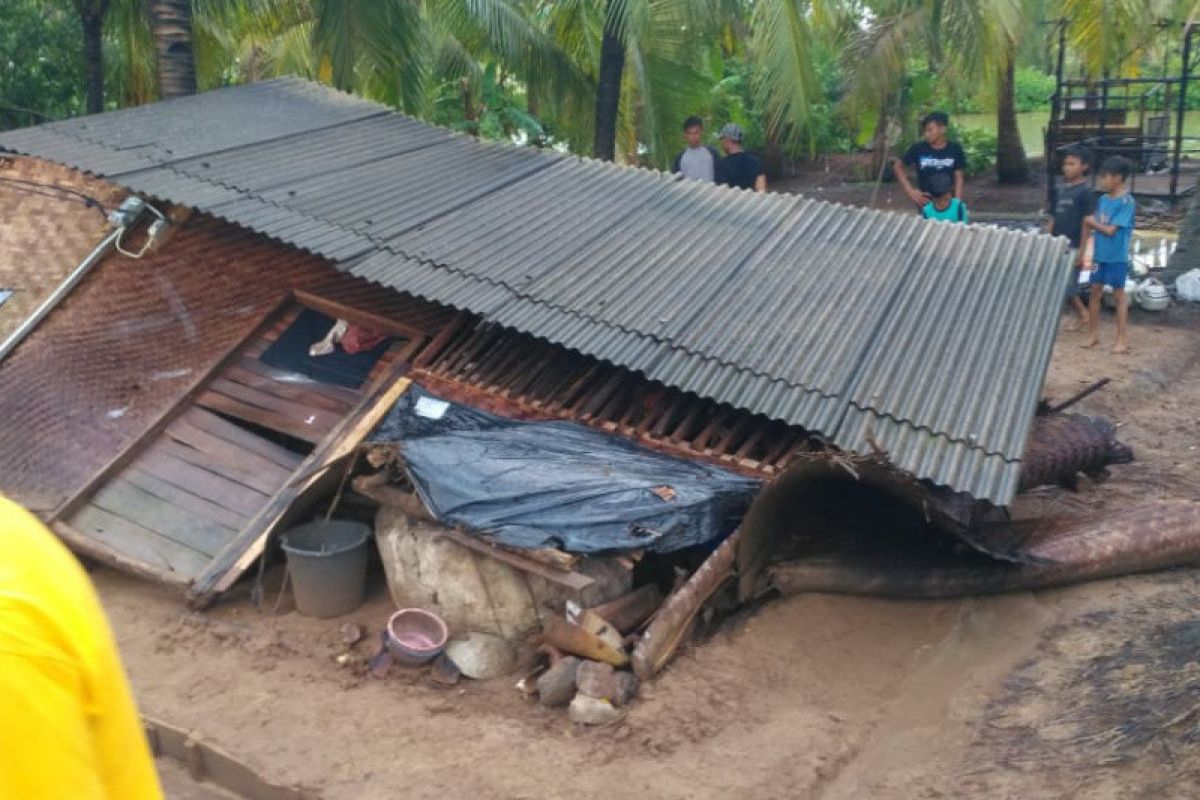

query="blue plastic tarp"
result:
[369,385,761,554]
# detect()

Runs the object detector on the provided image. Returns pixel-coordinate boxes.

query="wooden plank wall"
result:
[65,306,409,582]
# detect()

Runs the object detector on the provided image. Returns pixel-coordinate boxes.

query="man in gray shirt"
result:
[672,116,719,182]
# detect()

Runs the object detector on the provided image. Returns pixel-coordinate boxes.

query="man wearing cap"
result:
[716,123,767,192]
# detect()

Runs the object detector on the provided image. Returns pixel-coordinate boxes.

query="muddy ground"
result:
[99,303,1199,799]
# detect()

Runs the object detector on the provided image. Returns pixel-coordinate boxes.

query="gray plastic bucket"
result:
[280,520,370,618]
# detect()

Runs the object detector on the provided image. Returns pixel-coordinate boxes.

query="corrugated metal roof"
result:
[0,76,1073,505]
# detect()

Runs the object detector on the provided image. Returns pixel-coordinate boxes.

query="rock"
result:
[429,654,461,686]
[536,656,580,707]
[611,671,638,707]
[568,694,624,726]
[576,660,618,700]
[375,509,631,641]
[340,622,363,647]
[445,633,515,680]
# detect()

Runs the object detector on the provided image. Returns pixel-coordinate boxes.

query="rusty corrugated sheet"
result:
[0,78,1073,505]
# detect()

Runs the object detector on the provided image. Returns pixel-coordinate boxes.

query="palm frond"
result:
[1060,0,1159,76]
[748,0,823,152]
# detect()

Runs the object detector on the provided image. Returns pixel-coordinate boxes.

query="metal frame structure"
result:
[1045,20,1200,206]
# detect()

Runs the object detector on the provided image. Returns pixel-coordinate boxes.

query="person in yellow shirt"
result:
[0,495,162,799]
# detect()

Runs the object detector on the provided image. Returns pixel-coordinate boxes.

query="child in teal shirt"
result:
[1083,156,1135,354]
[921,171,968,223]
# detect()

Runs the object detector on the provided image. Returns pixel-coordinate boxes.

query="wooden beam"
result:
[292,289,424,340]
[49,298,294,527]
[188,369,414,608]
[413,310,469,368]
[52,521,190,589]
[143,715,309,800]
[352,476,592,591]
[436,527,594,593]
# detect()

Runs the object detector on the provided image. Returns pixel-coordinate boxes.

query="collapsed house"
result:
[4,78,1157,681]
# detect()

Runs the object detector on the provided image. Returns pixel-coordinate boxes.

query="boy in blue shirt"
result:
[921,171,968,223]
[1083,156,1135,353]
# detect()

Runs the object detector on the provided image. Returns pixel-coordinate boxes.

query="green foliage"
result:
[430,63,549,144]
[0,1,83,129]
[6,0,1191,169]
[1012,66,1053,112]
[953,124,999,176]
[886,61,1052,118]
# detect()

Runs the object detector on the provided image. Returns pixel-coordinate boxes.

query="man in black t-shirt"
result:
[892,111,966,209]
[716,123,766,192]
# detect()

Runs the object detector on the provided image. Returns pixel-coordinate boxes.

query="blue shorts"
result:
[1090,262,1129,289]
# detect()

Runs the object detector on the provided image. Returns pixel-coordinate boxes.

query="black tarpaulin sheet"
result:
[370,386,761,554]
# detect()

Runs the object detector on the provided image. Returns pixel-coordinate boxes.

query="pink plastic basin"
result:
[385,608,449,665]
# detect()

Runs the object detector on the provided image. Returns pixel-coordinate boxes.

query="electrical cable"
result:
[0,176,112,218]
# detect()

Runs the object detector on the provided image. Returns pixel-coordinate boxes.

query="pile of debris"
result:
[527,588,662,724]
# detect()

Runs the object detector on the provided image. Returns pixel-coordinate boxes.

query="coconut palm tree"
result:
[71,0,111,113]
[148,0,198,98]
[843,0,1024,181]
[539,0,843,166]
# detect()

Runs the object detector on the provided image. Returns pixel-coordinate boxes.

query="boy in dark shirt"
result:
[716,123,766,192]
[1048,145,1096,330]
[893,111,966,209]
[1082,156,1136,354]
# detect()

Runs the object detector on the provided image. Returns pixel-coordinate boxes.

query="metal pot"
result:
[1137,278,1170,312]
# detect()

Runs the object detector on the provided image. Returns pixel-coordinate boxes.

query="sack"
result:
[1176,269,1200,302]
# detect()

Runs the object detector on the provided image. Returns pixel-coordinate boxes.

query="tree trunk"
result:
[593,1,625,162]
[149,0,197,100]
[81,9,105,114]
[868,99,892,180]
[996,54,1029,183]
[460,77,477,135]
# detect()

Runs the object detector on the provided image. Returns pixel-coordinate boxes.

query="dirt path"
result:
[100,307,1199,800]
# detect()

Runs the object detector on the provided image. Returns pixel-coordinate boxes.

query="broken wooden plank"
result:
[195,391,327,445]
[180,407,305,471]
[136,449,269,517]
[166,420,301,484]
[150,439,290,496]
[588,584,664,634]
[189,371,414,607]
[89,478,235,557]
[437,527,594,592]
[631,528,740,680]
[234,356,363,406]
[292,289,425,340]
[143,715,310,800]
[206,378,345,431]
[221,364,356,414]
[50,299,294,525]
[542,616,629,667]
[123,468,249,530]
[52,521,190,588]
[70,504,211,578]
